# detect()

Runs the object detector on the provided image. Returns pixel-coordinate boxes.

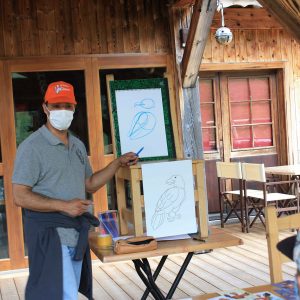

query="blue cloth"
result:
[61,245,83,300]
[24,210,99,300]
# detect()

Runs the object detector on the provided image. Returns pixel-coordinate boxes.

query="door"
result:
[199,70,284,213]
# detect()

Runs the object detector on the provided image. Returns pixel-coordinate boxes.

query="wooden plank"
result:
[257,0,300,43]
[153,0,170,53]
[223,29,237,62]
[101,264,146,299]
[122,0,140,53]
[90,227,242,263]
[13,276,27,300]
[19,0,39,56]
[0,278,19,300]
[91,277,113,300]
[245,29,258,62]
[54,0,74,55]
[71,0,92,55]
[199,61,286,71]
[84,58,109,212]
[94,0,108,54]
[0,62,26,270]
[155,256,216,294]
[130,168,143,236]
[202,31,213,63]
[0,0,5,56]
[114,262,152,296]
[147,259,189,299]
[198,253,266,286]
[137,0,153,53]
[92,266,132,300]
[171,255,236,291]
[181,0,218,87]
[36,0,57,55]
[2,0,22,56]
[192,283,286,299]
[211,8,282,29]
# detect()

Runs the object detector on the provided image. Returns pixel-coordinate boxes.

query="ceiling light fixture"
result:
[215,1,233,45]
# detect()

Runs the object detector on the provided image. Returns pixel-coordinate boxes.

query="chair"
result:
[216,161,245,232]
[266,206,300,283]
[242,163,300,232]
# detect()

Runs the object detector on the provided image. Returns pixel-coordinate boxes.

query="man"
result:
[12,81,138,300]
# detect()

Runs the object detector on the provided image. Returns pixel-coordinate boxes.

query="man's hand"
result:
[118,152,139,167]
[62,199,93,217]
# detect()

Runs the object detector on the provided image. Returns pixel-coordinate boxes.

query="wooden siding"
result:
[173,7,300,164]
[0,223,296,299]
[0,0,171,57]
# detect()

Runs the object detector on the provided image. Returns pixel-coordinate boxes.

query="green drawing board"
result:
[109,78,175,161]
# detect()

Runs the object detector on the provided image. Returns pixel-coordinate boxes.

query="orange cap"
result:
[44,81,77,104]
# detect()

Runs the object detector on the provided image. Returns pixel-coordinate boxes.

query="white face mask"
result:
[45,107,74,131]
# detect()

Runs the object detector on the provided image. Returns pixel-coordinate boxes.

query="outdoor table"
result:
[265,164,300,177]
[189,283,283,299]
[89,227,243,300]
[265,164,300,197]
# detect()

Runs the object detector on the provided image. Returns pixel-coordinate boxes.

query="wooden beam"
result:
[172,0,194,8]
[257,0,300,43]
[181,0,218,88]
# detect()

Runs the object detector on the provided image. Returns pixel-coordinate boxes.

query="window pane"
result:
[0,177,9,259]
[230,102,250,125]
[199,79,214,103]
[228,78,250,102]
[253,125,273,147]
[250,77,270,100]
[201,103,215,126]
[252,101,272,123]
[202,128,217,151]
[232,126,252,149]
[12,71,90,153]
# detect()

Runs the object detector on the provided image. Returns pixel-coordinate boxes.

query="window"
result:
[229,77,273,150]
[199,79,217,152]
[0,177,8,259]
[12,71,90,152]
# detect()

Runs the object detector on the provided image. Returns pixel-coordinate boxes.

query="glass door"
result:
[0,58,104,270]
[200,71,282,213]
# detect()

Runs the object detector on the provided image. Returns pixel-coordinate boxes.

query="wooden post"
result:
[130,167,144,236]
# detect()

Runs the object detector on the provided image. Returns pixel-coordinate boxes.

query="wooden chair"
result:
[266,206,300,283]
[216,161,245,232]
[242,163,300,232]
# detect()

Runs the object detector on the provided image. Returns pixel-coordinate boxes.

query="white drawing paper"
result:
[142,160,197,238]
[115,88,168,158]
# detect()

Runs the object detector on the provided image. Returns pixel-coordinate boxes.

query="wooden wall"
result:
[0,0,171,57]
[173,7,300,164]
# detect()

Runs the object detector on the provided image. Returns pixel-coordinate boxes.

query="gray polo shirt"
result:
[12,125,93,247]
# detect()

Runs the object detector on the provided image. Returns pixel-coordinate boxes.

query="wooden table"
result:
[189,284,282,299]
[89,227,243,300]
[265,164,300,176]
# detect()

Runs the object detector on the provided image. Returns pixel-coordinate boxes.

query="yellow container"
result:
[96,234,112,248]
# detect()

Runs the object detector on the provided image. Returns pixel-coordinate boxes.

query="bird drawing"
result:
[151,175,185,230]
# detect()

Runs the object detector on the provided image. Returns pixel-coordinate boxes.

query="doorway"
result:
[199,70,286,213]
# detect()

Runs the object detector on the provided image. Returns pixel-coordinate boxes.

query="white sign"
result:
[115,88,168,158]
[142,160,197,238]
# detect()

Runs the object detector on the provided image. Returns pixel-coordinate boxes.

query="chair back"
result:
[216,162,242,179]
[266,206,300,283]
[242,163,266,183]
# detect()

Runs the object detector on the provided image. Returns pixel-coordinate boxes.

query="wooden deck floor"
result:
[0,223,296,300]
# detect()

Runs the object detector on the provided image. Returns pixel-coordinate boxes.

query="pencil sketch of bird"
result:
[151,175,185,230]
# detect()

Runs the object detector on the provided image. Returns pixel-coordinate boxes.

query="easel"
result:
[115,160,209,238]
[106,74,208,238]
